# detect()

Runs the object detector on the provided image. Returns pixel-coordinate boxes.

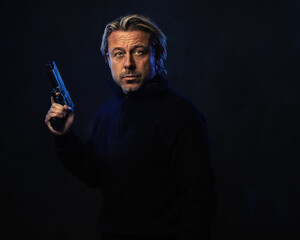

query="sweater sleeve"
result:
[53,125,100,188]
[174,113,217,240]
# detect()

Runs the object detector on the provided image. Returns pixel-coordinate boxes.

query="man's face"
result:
[107,30,156,94]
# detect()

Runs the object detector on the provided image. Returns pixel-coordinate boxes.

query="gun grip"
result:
[50,117,66,132]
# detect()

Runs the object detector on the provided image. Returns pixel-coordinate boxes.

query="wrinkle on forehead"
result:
[108,30,150,50]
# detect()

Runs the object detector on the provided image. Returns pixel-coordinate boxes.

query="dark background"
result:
[1,0,299,239]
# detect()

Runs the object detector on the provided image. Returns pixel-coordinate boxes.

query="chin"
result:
[122,82,143,92]
[122,85,141,94]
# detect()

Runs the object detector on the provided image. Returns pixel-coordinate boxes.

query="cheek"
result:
[110,62,120,74]
[109,65,120,81]
[140,57,153,71]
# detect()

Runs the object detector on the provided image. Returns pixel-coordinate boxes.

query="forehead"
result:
[107,30,150,49]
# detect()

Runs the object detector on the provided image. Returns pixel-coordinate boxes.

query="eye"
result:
[114,52,124,58]
[134,49,144,55]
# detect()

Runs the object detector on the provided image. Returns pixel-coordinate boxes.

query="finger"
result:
[50,106,68,115]
[48,112,66,119]
[48,108,67,117]
[62,105,73,113]
[45,113,50,123]
[51,102,65,110]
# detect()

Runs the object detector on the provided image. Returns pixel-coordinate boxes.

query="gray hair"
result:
[100,14,167,77]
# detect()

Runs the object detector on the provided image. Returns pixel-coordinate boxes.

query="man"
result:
[45,14,216,240]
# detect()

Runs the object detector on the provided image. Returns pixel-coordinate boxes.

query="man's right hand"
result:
[45,93,75,136]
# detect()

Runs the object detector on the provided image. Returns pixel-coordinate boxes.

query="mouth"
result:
[122,75,140,80]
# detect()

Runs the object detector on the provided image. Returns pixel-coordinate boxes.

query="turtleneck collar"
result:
[107,75,169,99]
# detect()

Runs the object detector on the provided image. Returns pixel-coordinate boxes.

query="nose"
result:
[124,54,135,69]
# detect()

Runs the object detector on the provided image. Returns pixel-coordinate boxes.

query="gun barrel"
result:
[46,61,58,88]
[46,60,74,109]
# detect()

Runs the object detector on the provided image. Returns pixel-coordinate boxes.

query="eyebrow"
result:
[110,47,124,53]
[110,45,149,53]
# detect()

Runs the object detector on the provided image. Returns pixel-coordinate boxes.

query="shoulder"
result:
[162,88,207,128]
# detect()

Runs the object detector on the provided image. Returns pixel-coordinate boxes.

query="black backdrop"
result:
[1,0,299,239]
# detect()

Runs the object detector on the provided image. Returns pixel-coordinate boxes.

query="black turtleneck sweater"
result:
[54,76,216,239]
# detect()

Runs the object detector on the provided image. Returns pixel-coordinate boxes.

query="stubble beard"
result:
[118,71,143,94]
[117,68,154,95]
[121,81,142,94]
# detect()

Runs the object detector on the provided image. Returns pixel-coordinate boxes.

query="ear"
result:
[106,53,111,68]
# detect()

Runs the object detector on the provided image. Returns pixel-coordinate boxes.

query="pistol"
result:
[46,60,74,131]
